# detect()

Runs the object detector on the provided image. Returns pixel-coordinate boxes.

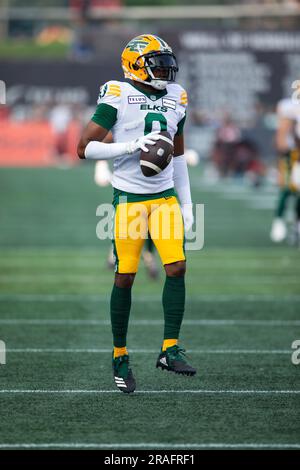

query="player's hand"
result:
[181,203,194,232]
[126,131,160,154]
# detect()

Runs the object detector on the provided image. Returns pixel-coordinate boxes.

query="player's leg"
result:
[271,188,291,242]
[162,260,186,351]
[111,272,135,358]
[271,157,291,242]
[290,156,300,244]
[295,193,300,244]
[110,201,147,393]
[110,272,136,393]
[148,196,196,375]
[276,187,291,219]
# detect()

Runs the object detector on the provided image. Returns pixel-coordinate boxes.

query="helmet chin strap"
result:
[146,67,168,90]
[149,80,168,90]
[127,71,168,91]
[124,66,168,90]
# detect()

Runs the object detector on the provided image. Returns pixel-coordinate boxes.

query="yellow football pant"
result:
[113,195,185,273]
[278,150,300,191]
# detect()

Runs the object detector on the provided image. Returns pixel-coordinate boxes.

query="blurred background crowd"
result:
[0,0,300,186]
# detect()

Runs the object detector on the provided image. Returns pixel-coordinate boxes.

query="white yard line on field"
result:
[5,348,291,354]
[0,260,295,268]
[0,389,299,395]
[1,294,300,302]
[0,276,299,284]
[0,443,299,449]
[1,319,299,326]
[248,201,276,210]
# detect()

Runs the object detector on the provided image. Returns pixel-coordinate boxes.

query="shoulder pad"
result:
[167,83,188,107]
[277,98,296,119]
[101,81,121,98]
[179,89,188,106]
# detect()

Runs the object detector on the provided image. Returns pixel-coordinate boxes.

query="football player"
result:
[78,34,196,393]
[270,97,300,243]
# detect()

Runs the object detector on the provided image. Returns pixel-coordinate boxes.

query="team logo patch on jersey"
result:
[162,98,176,110]
[98,83,108,99]
[128,95,147,104]
[98,83,121,103]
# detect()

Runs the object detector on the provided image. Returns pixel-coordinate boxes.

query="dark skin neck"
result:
[131,80,160,94]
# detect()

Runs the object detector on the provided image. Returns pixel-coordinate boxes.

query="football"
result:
[140,131,174,177]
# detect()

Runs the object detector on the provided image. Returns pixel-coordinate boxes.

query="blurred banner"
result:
[0,121,55,167]
[0,31,300,107]
[0,119,80,166]
[1,29,300,166]
[171,30,300,122]
[0,61,117,106]
[2,30,300,108]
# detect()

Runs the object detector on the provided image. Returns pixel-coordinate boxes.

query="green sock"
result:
[162,275,185,339]
[295,195,300,219]
[276,188,291,218]
[110,284,132,347]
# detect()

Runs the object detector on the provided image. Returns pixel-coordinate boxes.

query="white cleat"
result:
[270,218,287,243]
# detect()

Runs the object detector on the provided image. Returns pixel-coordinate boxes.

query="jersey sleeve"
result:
[91,81,122,130]
[175,87,188,136]
[277,99,296,120]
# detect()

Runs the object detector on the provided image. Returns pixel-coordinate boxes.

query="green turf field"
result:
[0,165,299,449]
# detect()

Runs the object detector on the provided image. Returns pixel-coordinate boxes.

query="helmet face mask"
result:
[121,34,178,90]
[142,52,178,89]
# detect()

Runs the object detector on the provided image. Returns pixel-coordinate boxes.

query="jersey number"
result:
[144,113,167,135]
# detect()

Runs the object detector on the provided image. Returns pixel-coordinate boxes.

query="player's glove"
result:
[173,155,194,233]
[126,131,160,154]
[181,203,194,232]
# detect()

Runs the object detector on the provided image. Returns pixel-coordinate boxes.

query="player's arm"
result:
[172,88,193,231]
[77,121,109,159]
[173,132,194,232]
[174,133,184,157]
[276,116,293,154]
[77,120,160,161]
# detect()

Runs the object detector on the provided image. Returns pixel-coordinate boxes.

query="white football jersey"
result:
[277,98,300,141]
[92,80,187,194]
